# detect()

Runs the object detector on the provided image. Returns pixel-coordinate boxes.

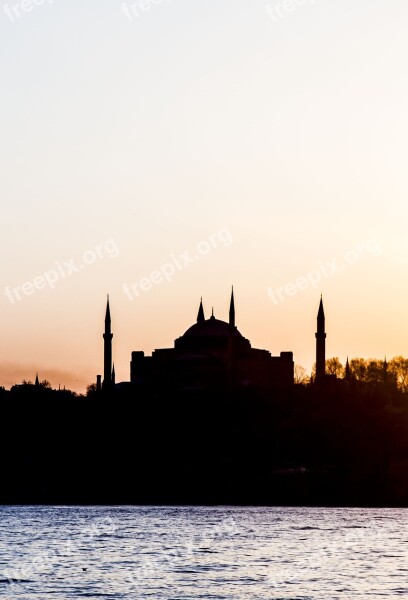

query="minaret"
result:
[197,298,205,323]
[103,296,113,389]
[345,357,351,381]
[35,373,40,387]
[112,363,116,386]
[229,286,235,328]
[315,296,326,381]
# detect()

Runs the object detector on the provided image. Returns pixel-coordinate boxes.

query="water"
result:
[0,506,408,599]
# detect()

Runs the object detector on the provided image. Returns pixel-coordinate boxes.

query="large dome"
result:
[182,316,243,339]
[174,315,251,354]
[174,295,251,354]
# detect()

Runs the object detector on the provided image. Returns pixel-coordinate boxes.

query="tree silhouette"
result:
[350,358,367,381]
[325,357,344,378]
[86,383,98,397]
[311,358,343,379]
[389,356,408,392]
[294,365,309,384]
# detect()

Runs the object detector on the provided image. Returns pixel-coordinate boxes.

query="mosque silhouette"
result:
[96,289,327,397]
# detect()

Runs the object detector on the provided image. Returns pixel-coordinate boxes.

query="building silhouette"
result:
[98,289,294,396]
[103,296,114,390]
[315,296,326,381]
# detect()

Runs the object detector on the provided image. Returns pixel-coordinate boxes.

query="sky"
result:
[1,0,407,393]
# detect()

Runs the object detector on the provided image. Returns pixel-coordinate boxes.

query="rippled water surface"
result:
[1,506,408,599]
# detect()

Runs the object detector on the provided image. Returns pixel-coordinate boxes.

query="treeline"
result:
[295,356,408,392]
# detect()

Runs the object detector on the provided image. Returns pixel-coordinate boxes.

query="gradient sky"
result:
[1,0,407,393]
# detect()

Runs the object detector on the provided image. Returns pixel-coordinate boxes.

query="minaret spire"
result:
[105,294,111,323]
[345,356,351,380]
[103,295,113,389]
[229,286,235,328]
[315,295,326,382]
[197,298,205,323]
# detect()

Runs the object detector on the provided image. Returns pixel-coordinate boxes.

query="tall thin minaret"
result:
[227,287,236,389]
[315,296,326,381]
[229,286,235,328]
[345,356,351,381]
[103,296,113,389]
